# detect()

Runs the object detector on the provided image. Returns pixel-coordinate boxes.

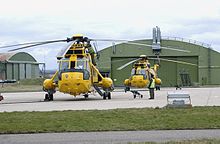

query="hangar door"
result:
[111,56,198,87]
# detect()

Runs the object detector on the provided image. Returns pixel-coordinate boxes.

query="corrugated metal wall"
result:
[25,64,32,79]
[31,64,40,78]
[0,63,6,80]
[13,63,19,80]
[19,64,25,80]
[0,52,41,80]
[5,63,40,80]
[6,63,13,80]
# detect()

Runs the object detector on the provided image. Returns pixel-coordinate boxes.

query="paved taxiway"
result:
[1,129,220,144]
[0,87,220,112]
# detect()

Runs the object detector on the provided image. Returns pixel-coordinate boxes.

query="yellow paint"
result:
[123,57,161,89]
[43,35,114,97]
[58,72,91,96]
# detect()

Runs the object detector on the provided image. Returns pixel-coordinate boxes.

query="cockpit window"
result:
[131,68,147,79]
[131,68,135,76]
[76,58,85,69]
[140,69,146,75]
[60,61,69,70]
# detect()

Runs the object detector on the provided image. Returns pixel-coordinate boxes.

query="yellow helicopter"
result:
[117,55,161,98]
[1,34,114,101]
[117,54,197,98]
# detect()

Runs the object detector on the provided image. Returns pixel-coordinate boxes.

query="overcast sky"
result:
[0,0,220,69]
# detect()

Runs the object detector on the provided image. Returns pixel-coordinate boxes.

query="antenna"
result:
[152,26,161,54]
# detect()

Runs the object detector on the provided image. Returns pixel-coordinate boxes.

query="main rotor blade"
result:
[91,39,191,53]
[0,39,67,49]
[0,42,43,48]
[117,58,140,70]
[8,39,67,52]
[89,38,127,42]
[161,46,191,53]
[124,42,191,53]
[149,58,197,66]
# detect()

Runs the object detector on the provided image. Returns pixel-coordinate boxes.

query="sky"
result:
[0,0,220,69]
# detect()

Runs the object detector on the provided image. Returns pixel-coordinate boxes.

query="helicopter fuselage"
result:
[58,70,91,96]
[43,37,113,100]
[124,61,161,88]
[125,75,149,88]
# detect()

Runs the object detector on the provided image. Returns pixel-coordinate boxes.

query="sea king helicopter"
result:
[117,55,161,98]
[0,34,114,101]
[116,46,197,99]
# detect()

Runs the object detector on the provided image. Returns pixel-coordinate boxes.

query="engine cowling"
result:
[124,79,130,86]
[155,78,162,85]
[43,79,56,90]
[101,77,113,89]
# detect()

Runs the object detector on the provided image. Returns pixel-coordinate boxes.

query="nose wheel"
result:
[84,94,89,99]
[0,95,3,101]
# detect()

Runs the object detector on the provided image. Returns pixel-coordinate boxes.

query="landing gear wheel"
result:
[44,94,49,101]
[84,94,89,99]
[107,92,111,99]
[103,92,111,100]
[134,94,136,99]
[103,93,107,100]
[125,87,130,92]
[49,94,53,101]
[44,94,53,101]
[0,95,3,101]
[141,95,143,98]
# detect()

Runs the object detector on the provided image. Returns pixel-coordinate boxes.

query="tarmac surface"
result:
[0,87,220,112]
[1,129,220,144]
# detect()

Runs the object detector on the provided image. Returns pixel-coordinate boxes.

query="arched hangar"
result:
[96,37,220,87]
[0,52,44,80]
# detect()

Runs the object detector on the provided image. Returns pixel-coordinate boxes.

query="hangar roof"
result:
[0,52,16,61]
[0,52,39,63]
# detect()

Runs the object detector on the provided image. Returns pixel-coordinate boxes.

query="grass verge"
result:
[130,139,220,144]
[0,107,220,134]
[0,78,44,92]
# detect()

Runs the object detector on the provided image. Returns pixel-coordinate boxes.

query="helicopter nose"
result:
[59,72,90,96]
[131,75,148,88]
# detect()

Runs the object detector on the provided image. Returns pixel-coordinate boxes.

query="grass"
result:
[130,139,220,144]
[0,107,220,134]
[0,78,44,92]
[17,78,45,85]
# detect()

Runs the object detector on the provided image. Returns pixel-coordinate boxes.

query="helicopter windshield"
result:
[131,68,147,79]
[140,69,146,75]
[131,68,136,76]
[75,57,88,70]
[58,57,90,80]
[60,60,69,71]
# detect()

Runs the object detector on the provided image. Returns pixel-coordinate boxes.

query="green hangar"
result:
[96,28,220,87]
[0,52,44,81]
